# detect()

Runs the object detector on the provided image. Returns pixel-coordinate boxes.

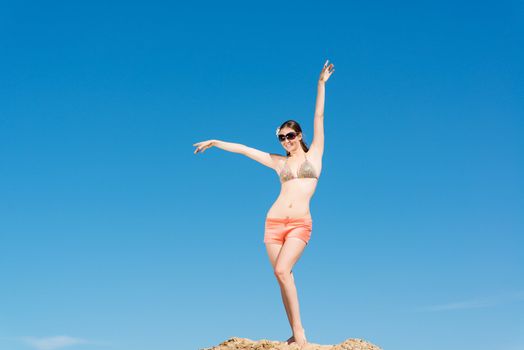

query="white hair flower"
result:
[275,127,281,136]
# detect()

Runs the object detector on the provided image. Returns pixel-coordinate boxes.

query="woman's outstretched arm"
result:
[194,140,244,154]
[193,140,281,170]
[310,60,335,156]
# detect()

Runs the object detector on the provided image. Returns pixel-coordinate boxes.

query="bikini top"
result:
[279,153,319,184]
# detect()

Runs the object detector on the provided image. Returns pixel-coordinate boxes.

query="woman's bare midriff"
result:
[266,178,318,219]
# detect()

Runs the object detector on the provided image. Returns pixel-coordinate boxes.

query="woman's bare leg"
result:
[273,237,308,347]
[282,272,297,344]
[265,243,295,343]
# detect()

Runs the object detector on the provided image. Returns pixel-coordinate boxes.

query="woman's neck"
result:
[288,149,305,158]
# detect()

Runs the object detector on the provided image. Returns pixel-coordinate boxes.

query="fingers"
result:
[194,141,211,154]
[193,142,201,154]
[322,60,334,74]
[324,60,334,67]
[326,62,335,74]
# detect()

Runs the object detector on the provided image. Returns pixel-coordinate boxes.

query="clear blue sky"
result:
[1,1,523,350]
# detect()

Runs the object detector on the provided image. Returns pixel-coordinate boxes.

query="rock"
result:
[200,336,382,350]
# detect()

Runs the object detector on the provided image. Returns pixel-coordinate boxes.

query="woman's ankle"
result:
[292,326,305,333]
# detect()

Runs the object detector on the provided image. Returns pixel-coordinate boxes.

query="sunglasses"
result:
[277,131,299,142]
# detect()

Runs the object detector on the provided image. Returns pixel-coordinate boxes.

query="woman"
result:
[193,60,334,348]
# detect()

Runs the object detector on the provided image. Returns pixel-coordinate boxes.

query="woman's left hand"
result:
[319,59,335,83]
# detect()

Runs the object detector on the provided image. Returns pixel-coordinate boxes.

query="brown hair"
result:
[277,120,309,157]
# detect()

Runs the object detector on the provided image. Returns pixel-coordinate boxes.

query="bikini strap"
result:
[281,156,289,171]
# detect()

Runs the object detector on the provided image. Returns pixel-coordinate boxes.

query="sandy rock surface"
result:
[201,337,383,350]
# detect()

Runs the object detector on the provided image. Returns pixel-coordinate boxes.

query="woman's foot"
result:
[292,328,307,347]
[286,335,295,345]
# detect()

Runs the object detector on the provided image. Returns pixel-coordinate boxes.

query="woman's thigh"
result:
[265,243,283,268]
[274,237,307,273]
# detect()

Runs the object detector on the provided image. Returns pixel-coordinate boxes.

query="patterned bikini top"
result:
[279,153,319,184]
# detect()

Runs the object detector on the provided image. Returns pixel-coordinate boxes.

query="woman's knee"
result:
[274,264,292,282]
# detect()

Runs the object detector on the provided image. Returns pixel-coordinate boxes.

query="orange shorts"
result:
[264,215,313,245]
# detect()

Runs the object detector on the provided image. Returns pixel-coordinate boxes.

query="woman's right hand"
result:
[319,59,335,83]
[193,140,216,154]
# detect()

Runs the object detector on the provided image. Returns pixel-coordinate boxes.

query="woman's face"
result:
[278,127,302,153]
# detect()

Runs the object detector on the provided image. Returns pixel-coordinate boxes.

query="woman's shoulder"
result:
[269,153,287,161]
[306,148,322,161]
[268,153,287,170]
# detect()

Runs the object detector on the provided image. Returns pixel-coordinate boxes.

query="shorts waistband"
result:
[265,215,312,223]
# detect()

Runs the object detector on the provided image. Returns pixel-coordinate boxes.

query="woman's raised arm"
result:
[310,60,335,156]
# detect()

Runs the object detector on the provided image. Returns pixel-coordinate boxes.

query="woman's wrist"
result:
[318,80,325,86]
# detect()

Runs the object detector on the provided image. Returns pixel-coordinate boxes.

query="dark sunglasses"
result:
[278,131,299,142]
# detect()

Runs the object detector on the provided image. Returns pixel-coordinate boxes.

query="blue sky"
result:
[1,1,523,350]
